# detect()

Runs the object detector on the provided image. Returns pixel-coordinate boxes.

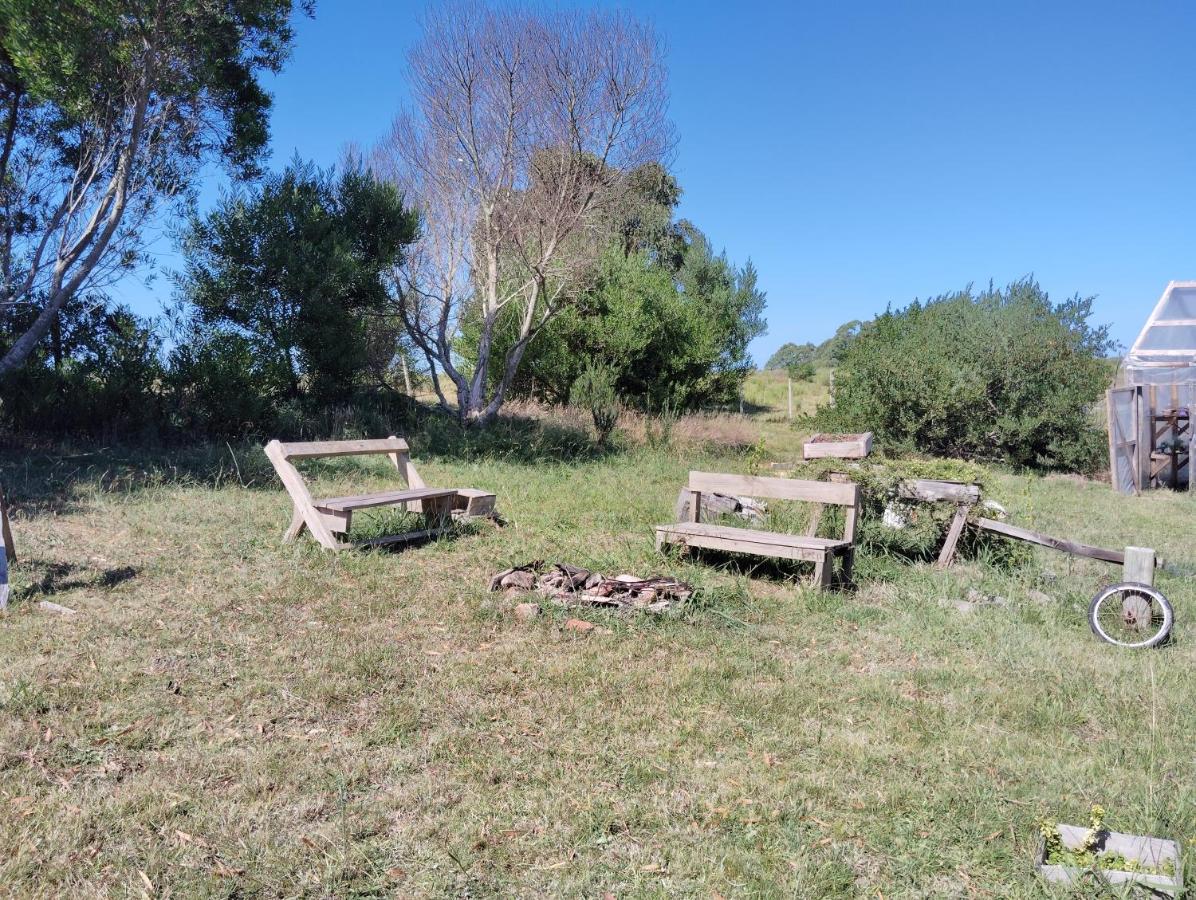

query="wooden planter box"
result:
[803,432,872,460]
[1036,824,1181,896]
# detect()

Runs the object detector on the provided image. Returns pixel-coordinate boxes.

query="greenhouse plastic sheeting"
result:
[1124,282,1196,379]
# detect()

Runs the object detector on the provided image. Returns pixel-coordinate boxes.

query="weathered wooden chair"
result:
[264,436,496,551]
[655,471,859,590]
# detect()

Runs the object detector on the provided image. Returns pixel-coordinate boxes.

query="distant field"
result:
[743,368,831,421]
[1,403,1194,897]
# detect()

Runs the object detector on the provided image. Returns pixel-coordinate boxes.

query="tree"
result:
[0,0,312,378]
[176,159,419,408]
[458,165,767,411]
[375,2,673,425]
[764,342,815,371]
[818,279,1115,471]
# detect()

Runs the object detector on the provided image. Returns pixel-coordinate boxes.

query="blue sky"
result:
[115,0,1196,363]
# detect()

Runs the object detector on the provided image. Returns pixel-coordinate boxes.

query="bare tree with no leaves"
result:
[376,2,673,425]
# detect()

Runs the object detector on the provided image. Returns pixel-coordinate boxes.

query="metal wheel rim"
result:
[1089,582,1173,649]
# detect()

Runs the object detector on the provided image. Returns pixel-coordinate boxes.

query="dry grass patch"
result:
[1,435,1194,897]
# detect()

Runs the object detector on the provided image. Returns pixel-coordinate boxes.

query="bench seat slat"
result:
[656,521,848,563]
[315,487,457,512]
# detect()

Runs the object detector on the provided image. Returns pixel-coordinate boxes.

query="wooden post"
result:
[1123,546,1156,586]
[787,379,793,419]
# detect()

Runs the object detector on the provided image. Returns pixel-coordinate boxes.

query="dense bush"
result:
[816,279,1114,471]
[0,302,165,440]
[176,158,418,410]
[789,456,1027,567]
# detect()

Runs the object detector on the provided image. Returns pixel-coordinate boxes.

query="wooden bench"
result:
[655,471,859,590]
[264,436,496,551]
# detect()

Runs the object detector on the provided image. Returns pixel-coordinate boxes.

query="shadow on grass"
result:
[0,403,613,519]
[14,559,139,603]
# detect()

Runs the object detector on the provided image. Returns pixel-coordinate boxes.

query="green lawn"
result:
[2,396,1194,897]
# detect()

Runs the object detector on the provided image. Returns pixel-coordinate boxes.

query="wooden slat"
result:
[934,504,970,569]
[315,487,456,512]
[898,479,981,504]
[657,527,832,563]
[657,521,848,550]
[975,517,1126,565]
[277,437,409,460]
[688,471,858,507]
[264,440,340,550]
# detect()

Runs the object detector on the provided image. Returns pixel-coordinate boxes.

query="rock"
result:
[564,618,595,633]
[514,602,540,622]
[38,600,77,615]
[952,600,976,614]
[1027,589,1055,606]
[881,503,908,529]
[502,570,537,591]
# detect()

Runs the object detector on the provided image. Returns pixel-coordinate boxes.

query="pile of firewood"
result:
[488,561,693,614]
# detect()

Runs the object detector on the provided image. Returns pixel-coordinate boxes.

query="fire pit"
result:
[489,561,693,614]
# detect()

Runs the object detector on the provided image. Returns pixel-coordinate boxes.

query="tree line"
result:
[0,1,766,440]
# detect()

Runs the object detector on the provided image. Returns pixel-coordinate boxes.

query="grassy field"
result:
[2,376,1195,898]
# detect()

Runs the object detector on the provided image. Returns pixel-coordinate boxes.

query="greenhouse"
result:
[1109,281,1195,493]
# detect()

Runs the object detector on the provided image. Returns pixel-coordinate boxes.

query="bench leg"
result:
[283,506,307,543]
[813,552,834,591]
[837,548,855,590]
[423,494,453,532]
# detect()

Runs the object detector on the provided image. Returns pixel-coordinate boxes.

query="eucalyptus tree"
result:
[376,2,674,425]
[0,0,312,377]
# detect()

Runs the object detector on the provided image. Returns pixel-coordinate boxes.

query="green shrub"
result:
[787,362,816,382]
[571,362,621,447]
[790,456,1029,567]
[816,279,1114,472]
[645,398,679,449]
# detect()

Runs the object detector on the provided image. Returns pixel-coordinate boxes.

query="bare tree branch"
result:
[374,2,673,424]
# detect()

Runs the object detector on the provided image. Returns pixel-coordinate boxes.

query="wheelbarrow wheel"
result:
[1088,582,1173,649]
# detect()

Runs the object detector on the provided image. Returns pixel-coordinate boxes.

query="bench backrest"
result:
[686,471,859,543]
[272,437,409,460]
[265,435,426,505]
